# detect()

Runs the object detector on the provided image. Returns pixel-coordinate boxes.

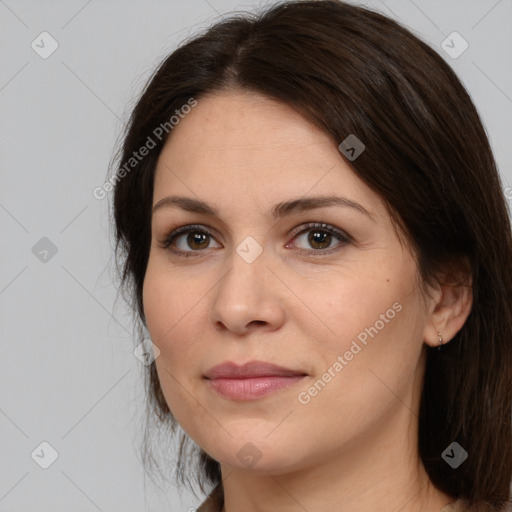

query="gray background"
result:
[1,0,511,511]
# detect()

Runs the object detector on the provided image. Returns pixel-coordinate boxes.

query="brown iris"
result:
[308,230,331,249]
[187,232,210,250]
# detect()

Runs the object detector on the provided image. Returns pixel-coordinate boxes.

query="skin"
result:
[142,91,472,512]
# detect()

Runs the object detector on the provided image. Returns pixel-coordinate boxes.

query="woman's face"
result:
[143,91,434,474]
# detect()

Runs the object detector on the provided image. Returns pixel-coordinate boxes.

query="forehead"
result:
[153,91,385,218]
[160,91,334,163]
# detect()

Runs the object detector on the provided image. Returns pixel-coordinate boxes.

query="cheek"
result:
[293,291,424,445]
[295,270,403,353]
[330,290,423,396]
[143,263,195,340]
[142,269,171,342]
[297,256,424,388]
[142,265,211,372]
[143,267,207,424]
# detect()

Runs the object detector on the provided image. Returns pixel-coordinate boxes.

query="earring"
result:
[437,332,443,351]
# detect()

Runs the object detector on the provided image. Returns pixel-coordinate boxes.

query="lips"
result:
[204,360,307,401]
[204,360,307,379]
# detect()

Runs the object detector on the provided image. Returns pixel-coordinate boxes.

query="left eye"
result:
[289,223,351,253]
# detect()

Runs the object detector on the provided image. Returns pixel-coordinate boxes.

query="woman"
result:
[111,1,512,511]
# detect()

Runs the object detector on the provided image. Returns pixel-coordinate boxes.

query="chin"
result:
[203,432,309,475]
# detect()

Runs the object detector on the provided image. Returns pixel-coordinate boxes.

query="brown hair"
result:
[111,1,512,509]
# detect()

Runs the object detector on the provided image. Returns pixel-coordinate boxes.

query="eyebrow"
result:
[152,195,375,221]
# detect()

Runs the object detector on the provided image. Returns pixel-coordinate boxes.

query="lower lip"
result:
[207,375,306,401]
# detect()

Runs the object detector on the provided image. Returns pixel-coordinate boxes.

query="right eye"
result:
[159,224,222,256]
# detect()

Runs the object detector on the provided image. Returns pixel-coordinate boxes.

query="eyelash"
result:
[159,222,352,258]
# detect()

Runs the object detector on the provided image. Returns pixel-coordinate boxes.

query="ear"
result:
[423,260,473,348]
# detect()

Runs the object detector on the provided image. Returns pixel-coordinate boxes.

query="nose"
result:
[209,245,286,336]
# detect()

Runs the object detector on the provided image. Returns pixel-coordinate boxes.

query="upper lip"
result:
[204,360,307,379]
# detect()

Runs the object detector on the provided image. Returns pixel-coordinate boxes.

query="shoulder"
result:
[440,499,473,512]
[196,483,224,512]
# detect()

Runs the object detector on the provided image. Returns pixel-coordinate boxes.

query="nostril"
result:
[248,320,267,327]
